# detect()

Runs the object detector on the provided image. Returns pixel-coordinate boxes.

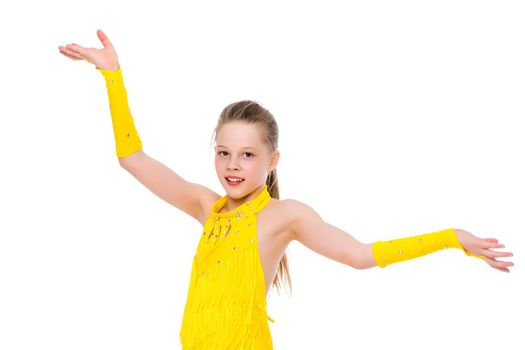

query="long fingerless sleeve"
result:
[96,65,143,158]
[372,228,484,268]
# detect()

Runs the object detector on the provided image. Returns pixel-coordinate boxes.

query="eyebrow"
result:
[215,145,257,150]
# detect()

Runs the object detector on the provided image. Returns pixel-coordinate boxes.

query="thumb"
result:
[97,29,113,49]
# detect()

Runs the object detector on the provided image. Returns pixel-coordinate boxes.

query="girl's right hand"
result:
[58,29,120,71]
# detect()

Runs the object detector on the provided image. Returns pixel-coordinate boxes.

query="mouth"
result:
[225,176,245,185]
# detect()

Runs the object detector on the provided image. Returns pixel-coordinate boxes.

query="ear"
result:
[268,149,280,172]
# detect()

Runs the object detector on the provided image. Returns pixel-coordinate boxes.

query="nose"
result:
[227,157,240,171]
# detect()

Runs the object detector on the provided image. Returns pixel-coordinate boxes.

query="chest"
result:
[199,198,293,296]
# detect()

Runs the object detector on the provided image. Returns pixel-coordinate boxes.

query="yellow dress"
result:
[179,185,275,349]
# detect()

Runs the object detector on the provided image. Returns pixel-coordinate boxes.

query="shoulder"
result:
[267,197,303,217]
[282,198,321,218]
[278,198,308,212]
[275,199,324,241]
[196,185,222,225]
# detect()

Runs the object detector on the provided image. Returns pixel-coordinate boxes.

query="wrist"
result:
[96,62,121,73]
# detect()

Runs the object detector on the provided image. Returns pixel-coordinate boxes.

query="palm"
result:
[58,29,119,71]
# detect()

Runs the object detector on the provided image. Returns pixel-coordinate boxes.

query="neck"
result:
[222,184,266,212]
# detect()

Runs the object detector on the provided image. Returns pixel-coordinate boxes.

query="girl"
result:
[58,29,514,349]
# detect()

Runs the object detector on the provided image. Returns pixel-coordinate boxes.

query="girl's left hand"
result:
[455,228,514,273]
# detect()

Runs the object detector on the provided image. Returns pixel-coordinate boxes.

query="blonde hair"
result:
[210,100,292,296]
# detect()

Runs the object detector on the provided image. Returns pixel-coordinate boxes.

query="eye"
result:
[217,151,254,158]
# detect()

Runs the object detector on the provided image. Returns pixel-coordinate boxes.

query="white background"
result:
[1,1,524,349]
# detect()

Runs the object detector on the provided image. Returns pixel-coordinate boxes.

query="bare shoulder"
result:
[194,183,222,226]
[280,198,324,241]
[259,198,298,243]
[283,198,321,220]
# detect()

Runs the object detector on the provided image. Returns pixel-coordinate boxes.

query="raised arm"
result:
[95,49,219,226]
[59,30,220,226]
[119,150,219,225]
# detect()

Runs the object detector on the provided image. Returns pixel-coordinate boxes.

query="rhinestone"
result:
[399,250,403,255]
[250,238,254,243]
[207,227,215,240]
[236,230,239,234]
[250,206,254,210]
[381,259,386,265]
[109,79,114,84]
[126,133,130,138]
[247,223,252,227]
[233,246,236,250]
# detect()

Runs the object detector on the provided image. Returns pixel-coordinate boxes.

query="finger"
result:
[484,238,498,243]
[491,265,510,273]
[483,257,514,268]
[60,45,84,59]
[97,29,113,49]
[58,47,83,61]
[481,240,505,249]
[58,50,82,61]
[65,44,87,58]
[481,249,513,259]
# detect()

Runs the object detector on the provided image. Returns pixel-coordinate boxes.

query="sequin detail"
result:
[180,185,275,349]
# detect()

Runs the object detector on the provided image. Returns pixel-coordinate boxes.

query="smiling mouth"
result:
[225,177,245,182]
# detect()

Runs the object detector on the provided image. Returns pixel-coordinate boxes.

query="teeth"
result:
[227,177,243,182]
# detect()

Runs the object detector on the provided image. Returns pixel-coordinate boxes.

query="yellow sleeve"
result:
[96,65,143,158]
[372,228,484,268]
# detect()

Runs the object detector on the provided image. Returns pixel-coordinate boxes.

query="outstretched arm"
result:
[362,228,513,272]
[288,200,514,272]
[287,199,367,269]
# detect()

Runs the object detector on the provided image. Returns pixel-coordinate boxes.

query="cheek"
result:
[251,163,267,174]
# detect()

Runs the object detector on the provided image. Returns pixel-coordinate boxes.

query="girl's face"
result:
[214,121,278,198]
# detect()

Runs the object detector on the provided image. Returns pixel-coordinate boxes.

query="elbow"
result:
[353,261,376,271]
[118,157,131,168]
[118,149,145,169]
[352,243,377,270]
[352,261,370,270]
[346,253,366,270]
